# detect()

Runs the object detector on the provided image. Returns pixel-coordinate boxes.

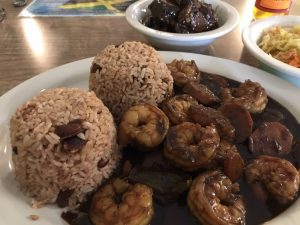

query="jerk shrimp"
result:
[164,122,220,171]
[245,155,300,204]
[90,178,154,225]
[161,94,198,125]
[118,103,169,150]
[167,59,201,87]
[221,79,268,114]
[188,170,246,225]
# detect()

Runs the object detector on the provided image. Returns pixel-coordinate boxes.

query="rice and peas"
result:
[10,42,174,207]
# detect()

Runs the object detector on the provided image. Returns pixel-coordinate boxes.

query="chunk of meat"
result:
[208,140,245,182]
[148,0,179,24]
[219,141,245,182]
[183,81,220,106]
[188,104,235,142]
[219,103,253,143]
[176,1,207,33]
[249,122,293,155]
[200,72,229,97]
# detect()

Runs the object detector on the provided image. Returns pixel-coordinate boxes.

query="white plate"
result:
[0,52,300,225]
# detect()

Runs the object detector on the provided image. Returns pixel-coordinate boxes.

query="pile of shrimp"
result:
[89,59,300,225]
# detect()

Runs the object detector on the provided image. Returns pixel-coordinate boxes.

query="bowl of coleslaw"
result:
[242,15,300,87]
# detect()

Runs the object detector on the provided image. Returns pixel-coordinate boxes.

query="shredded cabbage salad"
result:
[258,26,300,68]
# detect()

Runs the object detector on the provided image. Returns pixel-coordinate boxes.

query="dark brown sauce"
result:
[63,77,300,225]
[224,78,300,225]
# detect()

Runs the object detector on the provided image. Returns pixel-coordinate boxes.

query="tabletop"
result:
[0,0,299,96]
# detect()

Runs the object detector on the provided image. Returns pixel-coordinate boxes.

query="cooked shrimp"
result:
[118,103,169,150]
[164,122,220,171]
[221,80,268,114]
[245,155,300,204]
[188,170,245,225]
[161,94,198,125]
[167,59,201,87]
[90,178,154,225]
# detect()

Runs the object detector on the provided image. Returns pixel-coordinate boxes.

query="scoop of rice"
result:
[89,41,174,122]
[10,88,120,207]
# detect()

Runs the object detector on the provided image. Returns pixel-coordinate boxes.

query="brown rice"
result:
[10,88,120,207]
[89,41,174,122]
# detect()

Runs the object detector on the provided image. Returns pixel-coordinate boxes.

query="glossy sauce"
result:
[63,78,300,225]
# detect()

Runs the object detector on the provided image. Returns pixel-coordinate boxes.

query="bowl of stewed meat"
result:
[125,0,239,51]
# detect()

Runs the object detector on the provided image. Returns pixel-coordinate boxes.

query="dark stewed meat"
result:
[144,0,219,33]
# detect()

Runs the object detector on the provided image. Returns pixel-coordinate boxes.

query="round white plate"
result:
[0,52,300,225]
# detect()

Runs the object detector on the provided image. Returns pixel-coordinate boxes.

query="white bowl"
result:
[242,16,300,87]
[125,0,239,51]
